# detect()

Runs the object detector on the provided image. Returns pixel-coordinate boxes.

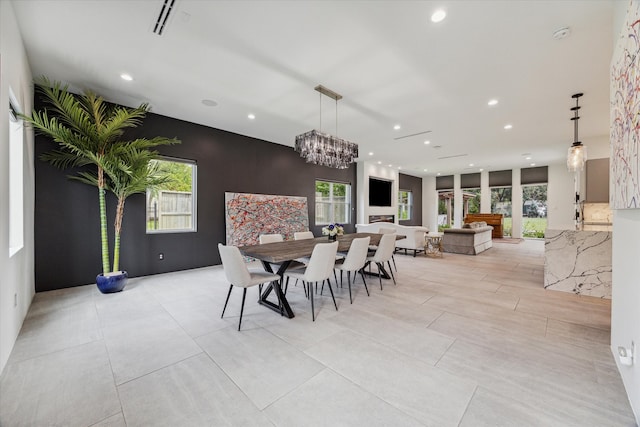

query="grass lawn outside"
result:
[502,217,547,238]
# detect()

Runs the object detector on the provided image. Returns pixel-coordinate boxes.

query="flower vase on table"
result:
[322,223,344,241]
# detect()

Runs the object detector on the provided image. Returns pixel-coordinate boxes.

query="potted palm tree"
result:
[22,77,179,293]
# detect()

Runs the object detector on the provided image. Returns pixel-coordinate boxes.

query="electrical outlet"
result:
[158,253,164,260]
[14,293,17,307]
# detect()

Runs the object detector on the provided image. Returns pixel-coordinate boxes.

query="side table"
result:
[425,232,444,257]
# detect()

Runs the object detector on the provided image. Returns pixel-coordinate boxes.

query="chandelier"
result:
[294,85,358,169]
[567,93,587,172]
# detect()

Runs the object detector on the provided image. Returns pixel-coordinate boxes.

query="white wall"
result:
[453,174,462,228]
[356,161,399,224]
[611,209,640,422]
[610,1,640,422]
[546,161,577,230]
[511,169,522,238]
[422,175,437,231]
[0,0,35,374]
[480,170,490,212]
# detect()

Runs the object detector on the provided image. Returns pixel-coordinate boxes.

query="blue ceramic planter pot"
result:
[96,271,128,294]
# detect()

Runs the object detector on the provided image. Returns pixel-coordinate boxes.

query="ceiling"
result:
[12,0,614,177]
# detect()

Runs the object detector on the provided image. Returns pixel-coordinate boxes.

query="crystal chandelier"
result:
[567,93,587,172]
[294,85,358,169]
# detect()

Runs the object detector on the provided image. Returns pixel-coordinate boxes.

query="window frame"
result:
[315,180,352,225]
[146,157,198,234]
[398,189,413,221]
[9,91,24,257]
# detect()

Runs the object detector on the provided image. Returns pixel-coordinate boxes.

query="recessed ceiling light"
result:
[437,172,441,176]
[525,156,532,160]
[423,169,428,172]
[377,161,382,165]
[469,163,474,167]
[398,166,402,170]
[424,140,430,145]
[530,163,536,166]
[388,164,393,167]
[120,73,133,81]
[369,152,374,156]
[393,124,401,130]
[247,113,255,120]
[479,168,484,172]
[431,9,446,23]
[487,99,498,106]
[504,124,513,130]
[201,99,218,107]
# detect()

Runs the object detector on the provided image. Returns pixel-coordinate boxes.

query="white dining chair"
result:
[334,236,370,303]
[218,243,281,331]
[292,230,315,266]
[283,241,339,321]
[259,233,283,244]
[378,227,398,272]
[365,233,397,290]
[293,231,314,240]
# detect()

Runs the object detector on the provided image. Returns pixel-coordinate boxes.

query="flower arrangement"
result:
[322,223,344,237]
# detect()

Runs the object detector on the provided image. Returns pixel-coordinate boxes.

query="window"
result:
[437,190,454,230]
[491,186,512,236]
[9,95,24,256]
[398,190,412,220]
[146,158,197,233]
[522,184,547,238]
[315,180,351,225]
[464,188,481,216]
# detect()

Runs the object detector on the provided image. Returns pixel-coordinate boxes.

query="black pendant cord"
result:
[571,92,583,146]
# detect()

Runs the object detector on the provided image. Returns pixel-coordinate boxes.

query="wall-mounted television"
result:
[369,177,392,206]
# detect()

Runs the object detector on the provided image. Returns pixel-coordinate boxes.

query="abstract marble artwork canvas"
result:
[225,192,309,247]
[610,0,640,209]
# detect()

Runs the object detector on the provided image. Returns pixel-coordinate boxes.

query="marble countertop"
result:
[544,229,612,298]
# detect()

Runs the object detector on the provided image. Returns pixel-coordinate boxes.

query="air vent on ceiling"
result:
[393,130,432,140]
[153,0,176,36]
[437,154,468,160]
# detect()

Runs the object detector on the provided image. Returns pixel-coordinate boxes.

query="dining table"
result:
[238,232,394,319]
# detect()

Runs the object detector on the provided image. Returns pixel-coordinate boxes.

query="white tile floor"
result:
[0,240,636,426]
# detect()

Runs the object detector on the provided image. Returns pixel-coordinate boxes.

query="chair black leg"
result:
[388,261,396,285]
[238,288,247,331]
[347,271,353,304]
[392,254,397,271]
[333,270,338,286]
[326,279,338,310]
[340,270,344,288]
[320,280,325,296]
[377,263,383,290]
[222,284,233,318]
[359,269,370,296]
[310,281,315,321]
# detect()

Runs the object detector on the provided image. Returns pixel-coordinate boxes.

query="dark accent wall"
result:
[34,108,357,291]
[398,173,422,226]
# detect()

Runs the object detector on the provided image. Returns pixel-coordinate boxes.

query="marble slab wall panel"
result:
[544,229,612,299]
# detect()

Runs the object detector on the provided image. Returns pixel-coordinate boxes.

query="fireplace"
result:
[369,215,394,223]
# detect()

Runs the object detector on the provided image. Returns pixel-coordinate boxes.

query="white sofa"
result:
[356,223,429,257]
